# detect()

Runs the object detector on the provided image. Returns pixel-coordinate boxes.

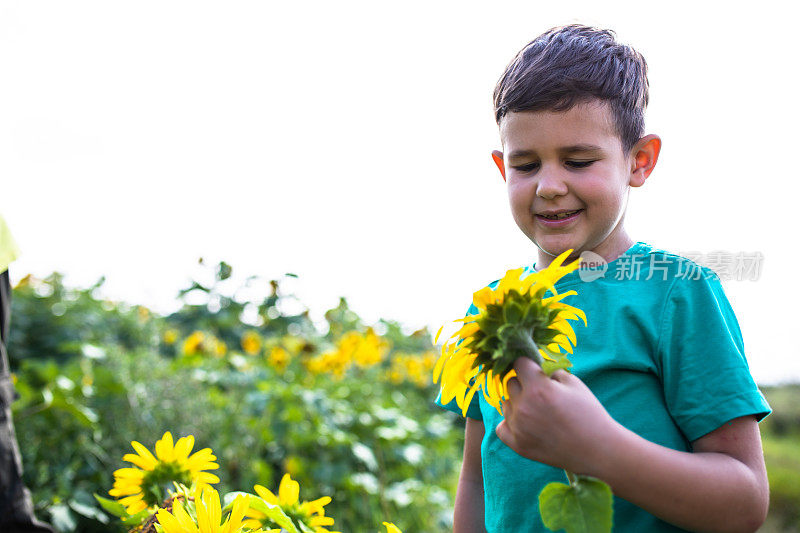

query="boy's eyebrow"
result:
[508,144,604,159]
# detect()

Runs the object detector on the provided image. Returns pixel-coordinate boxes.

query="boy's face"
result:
[497,101,644,266]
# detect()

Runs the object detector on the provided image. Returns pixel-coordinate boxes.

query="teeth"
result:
[542,210,579,220]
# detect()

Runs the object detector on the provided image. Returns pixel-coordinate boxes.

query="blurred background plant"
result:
[8,261,463,533]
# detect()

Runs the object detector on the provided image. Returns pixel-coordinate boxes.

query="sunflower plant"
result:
[239,473,339,533]
[154,485,265,533]
[434,249,614,533]
[95,431,221,526]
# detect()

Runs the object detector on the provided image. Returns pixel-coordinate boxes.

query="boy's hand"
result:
[495,357,621,475]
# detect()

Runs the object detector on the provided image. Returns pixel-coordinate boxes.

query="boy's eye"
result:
[511,160,596,173]
[565,160,596,169]
[512,162,540,173]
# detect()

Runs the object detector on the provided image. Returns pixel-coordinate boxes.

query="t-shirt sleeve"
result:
[434,302,483,421]
[657,267,771,442]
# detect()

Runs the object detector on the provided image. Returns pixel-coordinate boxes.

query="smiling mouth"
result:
[537,209,583,220]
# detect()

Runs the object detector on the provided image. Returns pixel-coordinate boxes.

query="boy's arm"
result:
[454,417,487,533]
[598,414,768,533]
[496,358,769,533]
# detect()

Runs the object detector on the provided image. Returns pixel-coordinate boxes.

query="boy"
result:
[436,25,771,532]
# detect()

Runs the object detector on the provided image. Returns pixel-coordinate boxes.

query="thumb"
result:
[512,356,547,387]
[551,368,580,386]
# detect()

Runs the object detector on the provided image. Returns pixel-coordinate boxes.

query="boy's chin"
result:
[535,238,584,259]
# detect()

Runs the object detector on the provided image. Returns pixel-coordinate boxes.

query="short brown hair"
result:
[493,24,649,153]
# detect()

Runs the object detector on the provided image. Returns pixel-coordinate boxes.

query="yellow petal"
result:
[455,321,480,339]
[130,441,158,467]
[155,431,175,462]
[125,499,149,515]
[254,484,279,505]
[122,453,156,471]
[225,494,250,532]
[472,286,494,311]
[310,516,335,526]
[460,376,483,417]
[501,369,517,399]
[550,302,587,326]
[173,499,199,532]
[173,435,195,463]
[195,486,221,533]
[109,484,140,497]
[434,325,444,344]
[278,473,300,506]
[156,509,187,533]
[113,467,145,479]
[305,496,332,514]
[542,290,578,306]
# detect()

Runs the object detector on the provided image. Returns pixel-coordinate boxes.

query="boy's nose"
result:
[535,171,569,199]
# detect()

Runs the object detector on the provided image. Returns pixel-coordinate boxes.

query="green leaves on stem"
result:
[539,474,613,533]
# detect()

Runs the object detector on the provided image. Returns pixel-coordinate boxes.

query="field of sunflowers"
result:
[7,260,800,532]
[8,261,462,532]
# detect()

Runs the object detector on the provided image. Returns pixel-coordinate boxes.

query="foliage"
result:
[760,385,800,532]
[8,264,462,532]
[8,265,800,532]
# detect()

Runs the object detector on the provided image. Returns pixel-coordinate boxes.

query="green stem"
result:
[511,328,544,366]
[565,470,577,486]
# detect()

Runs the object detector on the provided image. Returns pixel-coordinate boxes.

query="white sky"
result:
[1,1,797,384]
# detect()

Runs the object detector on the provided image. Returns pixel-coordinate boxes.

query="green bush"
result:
[9,265,462,532]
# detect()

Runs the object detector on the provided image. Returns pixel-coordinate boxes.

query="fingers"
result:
[506,374,522,397]
[550,369,571,383]
[550,368,580,386]
[512,357,549,389]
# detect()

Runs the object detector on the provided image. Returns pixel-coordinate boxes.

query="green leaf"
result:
[504,302,524,324]
[539,477,613,533]
[497,324,515,342]
[541,356,573,376]
[93,494,128,518]
[242,496,299,533]
[69,499,109,523]
[120,507,152,526]
[48,503,77,532]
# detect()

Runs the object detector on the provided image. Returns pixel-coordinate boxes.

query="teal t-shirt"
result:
[436,241,771,532]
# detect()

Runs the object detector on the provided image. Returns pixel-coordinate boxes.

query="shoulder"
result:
[629,242,715,282]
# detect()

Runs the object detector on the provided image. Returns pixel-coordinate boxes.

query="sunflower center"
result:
[140,461,193,507]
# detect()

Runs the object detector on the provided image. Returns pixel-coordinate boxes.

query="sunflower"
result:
[155,486,268,533]
[244,473,339,533]
[433,249,587,416]
[109,431,220,515]
[268,346,290,371]
[382,522,402,533]
[241,331,263,356]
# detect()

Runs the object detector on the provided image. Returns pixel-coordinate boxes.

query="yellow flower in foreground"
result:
[109,432,220,515]
[156,486,261,533]
[383,522,402,533]
[434,249,587,416]
[244,473,339,533]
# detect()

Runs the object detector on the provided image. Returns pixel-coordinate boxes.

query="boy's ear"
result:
[491,150,506,182]
[630,134,662,187]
